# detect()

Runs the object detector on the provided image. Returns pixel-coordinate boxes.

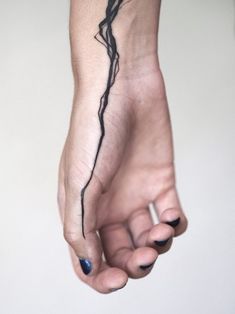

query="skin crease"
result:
[57,0,188,294]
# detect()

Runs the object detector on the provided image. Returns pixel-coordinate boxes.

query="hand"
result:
[57,69,188,293]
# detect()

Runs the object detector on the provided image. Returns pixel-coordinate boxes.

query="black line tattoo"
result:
[80,0,125,238]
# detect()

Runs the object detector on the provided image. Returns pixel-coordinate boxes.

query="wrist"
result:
[70,0,160,84]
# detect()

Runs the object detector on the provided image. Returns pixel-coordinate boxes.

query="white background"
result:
[0,0,234,313]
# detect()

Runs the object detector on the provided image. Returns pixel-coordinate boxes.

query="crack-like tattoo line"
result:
[80,0,125,238]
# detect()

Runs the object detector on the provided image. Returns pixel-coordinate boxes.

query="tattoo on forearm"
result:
[80,0,127,238]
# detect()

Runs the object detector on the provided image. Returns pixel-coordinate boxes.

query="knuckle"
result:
[63,228,80,245]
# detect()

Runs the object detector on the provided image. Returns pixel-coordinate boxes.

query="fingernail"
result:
[139,261,155,270]
[166,217,180,227]
[154,238,169,247]
[110,288,119,292]
[79,258,92,275]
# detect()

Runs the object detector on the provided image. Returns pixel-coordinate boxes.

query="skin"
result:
[57,0,188,294]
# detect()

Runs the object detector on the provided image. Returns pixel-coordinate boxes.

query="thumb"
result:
[63,172,103,276]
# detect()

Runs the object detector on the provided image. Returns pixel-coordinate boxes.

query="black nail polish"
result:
[139,262,155,270]
[79,258,92,275]
[154,238,169,247]
[110,288,119,292]
[110,282,127,292]
[166,217,180,228]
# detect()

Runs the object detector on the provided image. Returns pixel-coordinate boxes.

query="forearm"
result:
[70,0,161,86]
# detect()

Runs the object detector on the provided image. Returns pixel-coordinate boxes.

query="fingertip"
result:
[126,247,158,278]
[147,222,174,242]
[160,208,188,236]
[94,267,128,294]
[108,268,128,291]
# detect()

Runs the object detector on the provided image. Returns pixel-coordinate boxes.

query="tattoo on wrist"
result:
[80,0,131,238]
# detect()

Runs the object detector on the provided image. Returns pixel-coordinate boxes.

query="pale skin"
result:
[57,0,188,294]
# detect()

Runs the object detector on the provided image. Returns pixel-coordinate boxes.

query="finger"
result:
[127,208,153,247]
[58,155,128,293]
[57,146,126,292]
[64,173,103,277]
[146,222,174,254]
[69,246,128,294]
[127,208,174,254]
[100,222,158,279]
[154,187,188,236]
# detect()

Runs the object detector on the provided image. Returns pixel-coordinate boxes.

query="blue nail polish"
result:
[79,258,92,275]
[139,262,155,270]
[154,238,169,246]
[166,217,180,228]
